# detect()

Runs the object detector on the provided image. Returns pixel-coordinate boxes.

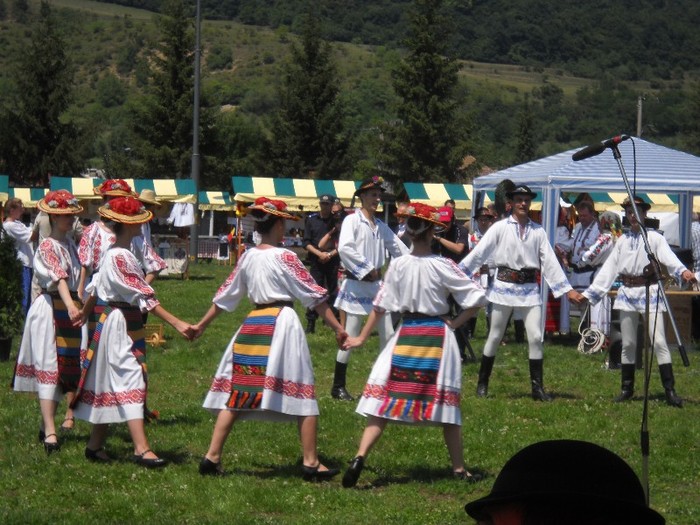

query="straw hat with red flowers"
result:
[37,190,83,215]
[247,197,299,221]
[98,196,153,224]
[93,178,136,197]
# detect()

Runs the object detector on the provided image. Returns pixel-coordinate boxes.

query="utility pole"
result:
[189,0,202,262]
[637,95,643,137]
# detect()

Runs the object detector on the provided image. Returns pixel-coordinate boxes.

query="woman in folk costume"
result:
[195,197,348,480]
[13,191,86,454]
[340,203,488,488]
[72,197,192,467]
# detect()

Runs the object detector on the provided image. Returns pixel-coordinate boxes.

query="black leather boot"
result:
[331,361,354,401]
[514,320,526,343]
[658,363,683,408]
[305,318,316,334]
[529,359,552,401]
[614,364,635,402]
[476,355,495,397]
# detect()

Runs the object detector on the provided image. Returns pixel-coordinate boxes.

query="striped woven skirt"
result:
[203,305,320,420]
[356,316,463,425]
[72,303,149,424]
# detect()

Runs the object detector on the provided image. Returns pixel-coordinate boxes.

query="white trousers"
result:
[336,312,394,364]
[619,310,672,365]
[483,303,543,360]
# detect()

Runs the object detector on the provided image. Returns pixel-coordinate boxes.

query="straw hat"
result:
[93,179,135,197]
[247,197,300,221]
[396,202,445,233]
[37,190,83,215]
[138,188,161,207]
[98,196,153,225]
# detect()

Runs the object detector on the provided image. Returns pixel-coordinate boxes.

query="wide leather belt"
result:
[254,301,294,309]
[619,274,650,287]
[496,266,538,284]
[401,312,435,320]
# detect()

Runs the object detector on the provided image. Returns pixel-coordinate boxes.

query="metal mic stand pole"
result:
[609,143,689,507]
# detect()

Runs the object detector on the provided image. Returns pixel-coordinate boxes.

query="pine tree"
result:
[515,94,537,163]
[266,12,350,179]
[380,0,467,184]
[130,0,196,179]
[0,1,82,185]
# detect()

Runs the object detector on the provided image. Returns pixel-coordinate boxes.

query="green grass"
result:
[1,263,699,524]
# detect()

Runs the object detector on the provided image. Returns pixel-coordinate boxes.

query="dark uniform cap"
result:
[505,184,537,199]
[465,440,665,525]
[319,194,334,204]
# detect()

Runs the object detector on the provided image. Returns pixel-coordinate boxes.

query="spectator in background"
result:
[3,198,38,314]
[466,207,498,339]
[567,200,601,329]
[302,194,341,334]
[465,440,665,525]
[394,201,412,249]
[691,211,700,341]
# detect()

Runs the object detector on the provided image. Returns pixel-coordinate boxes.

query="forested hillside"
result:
[96,0,700,80]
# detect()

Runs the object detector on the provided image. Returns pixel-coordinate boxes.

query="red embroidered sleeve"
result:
[214,250,248,300]
[39,240,68,281]
[78,223,95,266]
[113,252,156,303]
[279,251,326,295]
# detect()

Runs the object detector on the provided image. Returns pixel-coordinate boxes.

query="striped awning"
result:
[199,191,235,211]
[8,187,49,208]
[402,182,474,211]
[50,177,196,203]
[0,174,8,203]
[232,176,361,212]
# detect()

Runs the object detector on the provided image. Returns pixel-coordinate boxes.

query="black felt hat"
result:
[465,440,664,525]
[621,195,651,212]
[505,184,537,200]
[354,175,386,196]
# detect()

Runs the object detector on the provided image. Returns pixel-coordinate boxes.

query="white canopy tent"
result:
[471,137,700,250]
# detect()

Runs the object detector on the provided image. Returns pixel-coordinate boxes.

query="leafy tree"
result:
[266,12,351,179]
[0,1,7,21]
[12,0,28,23]
[96,73,127,108]
[379,0,467,183]
[0,1,82,185]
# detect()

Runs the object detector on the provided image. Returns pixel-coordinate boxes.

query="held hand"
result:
[335,329,348,348]
[567,290,586,304]
[68,305,83,327]
[342,336,364,350]
[681,269,697,284]
[191,323,206,340]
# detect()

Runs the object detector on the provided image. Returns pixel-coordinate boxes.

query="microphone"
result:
[572,134,631,161]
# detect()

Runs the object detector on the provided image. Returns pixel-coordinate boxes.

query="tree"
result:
[0,1,82,185]
[130,0,196,179]
[266,12,351,179]
[379,0,468,184]
[515,94,536,163]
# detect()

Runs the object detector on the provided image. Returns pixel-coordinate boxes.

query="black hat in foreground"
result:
[505,184,537,200]
[465,440,665,525]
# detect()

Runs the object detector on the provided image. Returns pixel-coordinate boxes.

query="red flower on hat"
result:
[44,190,79,209]
[407,202,440,221]
[98,179,132,194]
[107,196,145,215]
[253,196,288,212]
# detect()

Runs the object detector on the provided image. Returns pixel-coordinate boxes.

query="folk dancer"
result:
[194,197,348,480]
[332,176,410,400]
[582,196,696,408]
[13,191,86,453]
[2,198,38,315]
[465,207,497,339]
[460,185,584,401]
[341,203,487,488]
[72,197,193,466]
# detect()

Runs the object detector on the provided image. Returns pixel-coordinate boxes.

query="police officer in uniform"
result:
[303,194,341,333]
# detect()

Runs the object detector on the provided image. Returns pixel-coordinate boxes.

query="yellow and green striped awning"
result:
[8,187,49,208]
[50,177,196,203]
[199,191,235,211]
[232,176,361,212]
[0,174,8,203]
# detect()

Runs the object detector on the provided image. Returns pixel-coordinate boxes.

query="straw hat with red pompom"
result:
[247,197,300,221]
[93,178,136,197]
[98,196,153,225]
[37,190,83,215]
[396,202,445,233]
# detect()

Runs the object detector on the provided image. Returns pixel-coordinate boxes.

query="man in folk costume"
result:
[332,176,410,400]
[460,184,585,401]
[582,196,696,408]
[566,200,603,329]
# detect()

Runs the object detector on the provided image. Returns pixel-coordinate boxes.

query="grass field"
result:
[1,262,699,524]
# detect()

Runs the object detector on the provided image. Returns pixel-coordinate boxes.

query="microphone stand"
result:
[608,143,690,507]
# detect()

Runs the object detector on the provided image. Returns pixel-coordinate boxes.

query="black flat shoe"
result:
[43,433,60,455]
[301,463,340,482]
[199,457,226,476]
[38,429,46,443]
[132,449,167,469]
[342,456,364,488]
[331,386,355,401]
[59,417,75,434]
[454,469,483,483]
[85,447,112,463]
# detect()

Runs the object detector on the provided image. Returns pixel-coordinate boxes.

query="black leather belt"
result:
[401,312,436,320]
[619,274,650,287]
[496,266,539,284]
[344,269,382,282]
[254,301,293,309]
